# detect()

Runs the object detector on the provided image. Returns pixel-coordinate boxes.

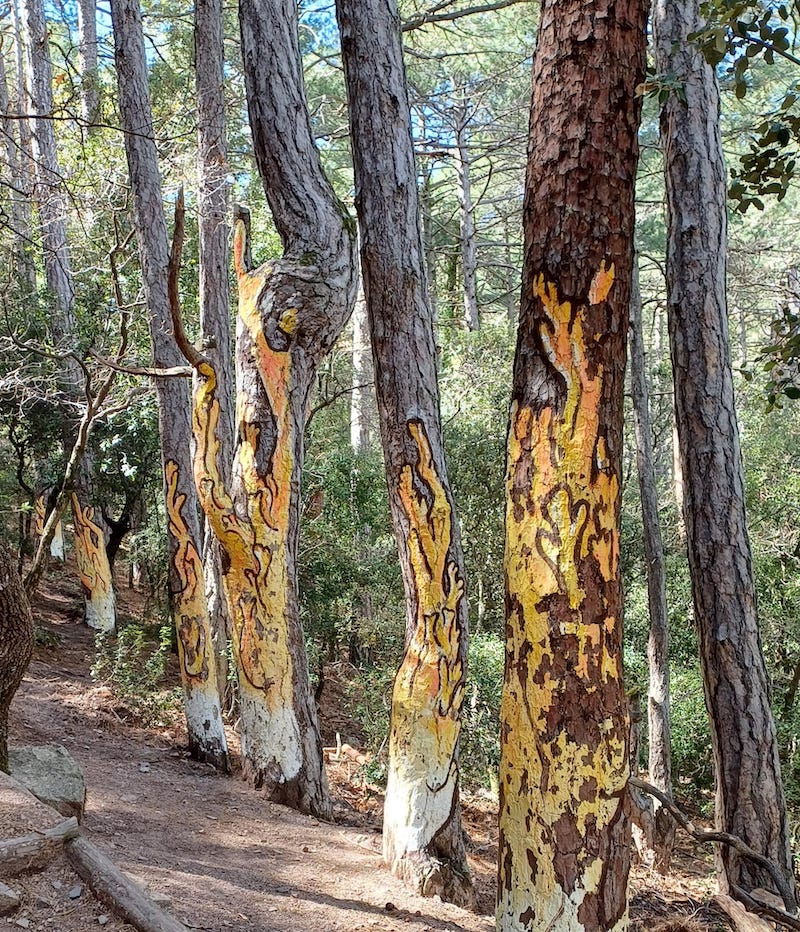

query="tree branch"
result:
[168,186,206,370]
[402,0,527,32]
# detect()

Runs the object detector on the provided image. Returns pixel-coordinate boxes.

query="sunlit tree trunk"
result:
[20,0,115,631]
[654,0,797,909]
[174,0,357,813]
[629,255,674,873]
[110,0,228,770]
[350,281,372,454]
[195,0,233,702]
[498,1,646,929]
[336,0,473,906]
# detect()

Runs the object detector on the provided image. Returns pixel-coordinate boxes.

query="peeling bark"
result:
[654,0,797,908]
[336,0,472,906]
[498,1,646,929]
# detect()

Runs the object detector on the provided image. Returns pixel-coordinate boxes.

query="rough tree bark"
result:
[0,547,33,773]
[173,0,357,813]
[19,0,116,631]
[336,0,473,906]
[110,0,228,771]
[629,255,675,873]
[653,0,797,909]
[195,0,233,701]
[498,1,647,929]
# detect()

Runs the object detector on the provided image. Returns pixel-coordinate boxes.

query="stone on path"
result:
[8,746,86,822]
[0,880,20,915]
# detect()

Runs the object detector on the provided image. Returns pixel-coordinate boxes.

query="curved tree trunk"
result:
[110,0,228,771]
[174,0,357,814]
[653,0,797,909]
[0,546,34,773]
[195,0,233,703]
[498,1,647,929]
[336,0,473,906]
[629,255,675,873]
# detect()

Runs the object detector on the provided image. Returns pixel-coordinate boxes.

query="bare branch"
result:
[402,0,527,32]
[168,186,206,370]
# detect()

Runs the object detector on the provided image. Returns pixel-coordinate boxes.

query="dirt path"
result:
[7,567,722,932]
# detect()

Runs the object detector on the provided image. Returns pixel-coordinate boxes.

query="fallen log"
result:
[66,835,188,932]
[715,893,776,932]
[0,817,79,877]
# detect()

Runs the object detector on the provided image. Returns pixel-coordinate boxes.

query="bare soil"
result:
[5,562,728,932]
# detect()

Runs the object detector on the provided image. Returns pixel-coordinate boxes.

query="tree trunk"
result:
[336,0,473,906]
[350,281,373,453]
[178,0,357,813]
[20,0,115,631]
[110,0,228,772]
[0,547,34,773]
[195,0,233,704]
[629,255,675,873]
[498,2,646,929]
[653,0,797,909]
[0,40,36,292]
[77,0,100,127]
[454,96,479,332]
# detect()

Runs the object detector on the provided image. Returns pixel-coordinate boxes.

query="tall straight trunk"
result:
[0,42,36,292]
[498,2,646,929]
[629,255,674,873]
[336,0,472,907]
[195,0,233,702]
[77,0,99,126]
[176,0,357,814]
[653,0,797,909]
[454,96,479,331]
[19,0,115,631]
[420,165,439,326]
[350,281,372,453]
[110,0,228,771]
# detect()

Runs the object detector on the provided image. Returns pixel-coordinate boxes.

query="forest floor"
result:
[5,562,730,932]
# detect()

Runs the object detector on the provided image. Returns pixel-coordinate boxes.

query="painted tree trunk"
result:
[33,494,65,561]
[336,0,472,906]
[71,494,116,633]
[498,2,646,929]
[110,0,228,771]
[629,256,674,873]
[0,546,34,773]
[77,0,99,126]
[454,97,479,332]
[195,0,234,702]
[20,0,116,631]
[653,0,797,909]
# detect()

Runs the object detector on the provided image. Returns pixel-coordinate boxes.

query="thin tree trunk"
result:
[0,42,36,292]
[77,0,100,127]
[454,96,479,331]
[110,0,228,771]
[629,255,675,873]
[195,0,233,704]
[420,164,439,327]
[19,0,115,630]
[498,1,646,929]
[350,280,372,453]
[653,0,797,909]
[336,0,473,906]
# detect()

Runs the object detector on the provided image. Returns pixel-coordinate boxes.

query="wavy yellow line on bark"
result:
[70,493,115,632]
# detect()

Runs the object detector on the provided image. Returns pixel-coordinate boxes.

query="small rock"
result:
[14,920,30,929]
[138,762,151,773]
[50,880,62,891]
[98,915,109,926]
[302,846,309,853]
[0,881,20,916]
[68,884,83,900]
[385,902,396,912]
[149,891,172,907]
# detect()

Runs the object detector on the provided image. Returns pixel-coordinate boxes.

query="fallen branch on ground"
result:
[0,817,79,877]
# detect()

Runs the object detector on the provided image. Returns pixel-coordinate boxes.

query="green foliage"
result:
[91,622,180,727]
